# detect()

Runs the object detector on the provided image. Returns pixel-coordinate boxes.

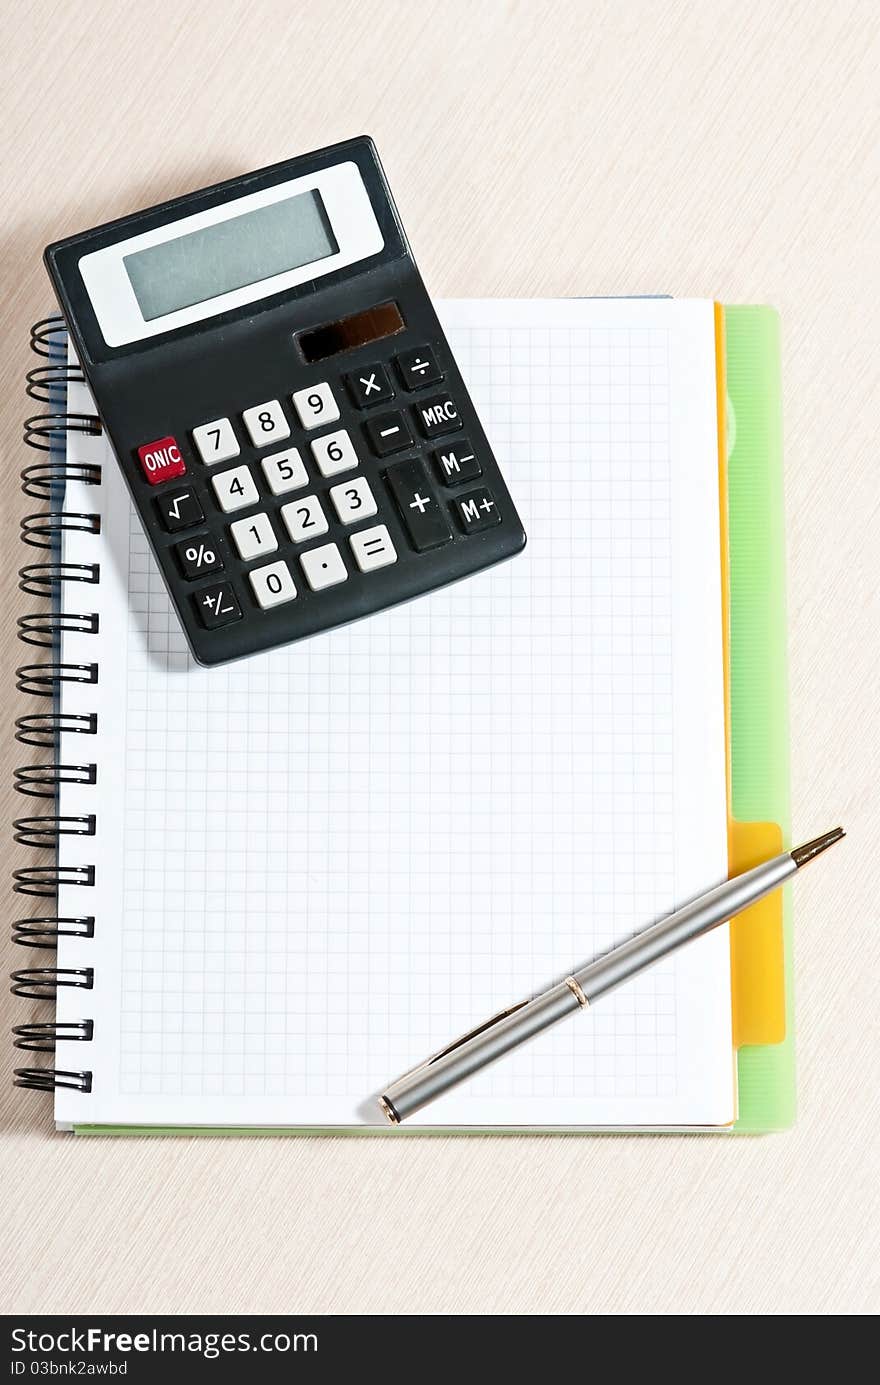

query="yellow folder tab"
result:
[729,819,786,1046]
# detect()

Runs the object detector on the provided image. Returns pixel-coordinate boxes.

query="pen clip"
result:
[407,1000,531,1076]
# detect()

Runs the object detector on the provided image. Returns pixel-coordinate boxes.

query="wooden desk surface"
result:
[1,0,877,1316]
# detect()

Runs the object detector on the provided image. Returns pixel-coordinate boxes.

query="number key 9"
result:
[292,382,340,429]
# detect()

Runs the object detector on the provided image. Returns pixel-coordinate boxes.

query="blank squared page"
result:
[54,298,732,1129]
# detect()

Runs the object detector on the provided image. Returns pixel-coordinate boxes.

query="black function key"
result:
[193,581,242,629]
[174,533,224,579]
[412,392,462,440]
[432,438,481,487]
[394,344,443,391]
[155,486,205,532]
[454,487,502,535]
[343,362,394,409]
[384,459,452,552]
[364,410,413,457]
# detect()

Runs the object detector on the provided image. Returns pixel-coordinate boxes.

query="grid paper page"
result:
[55,298,732,1128]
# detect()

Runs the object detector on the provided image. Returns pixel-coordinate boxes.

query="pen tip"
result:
[791,827,845,868]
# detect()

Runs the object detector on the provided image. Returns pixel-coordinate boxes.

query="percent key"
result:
[174,535,224,579]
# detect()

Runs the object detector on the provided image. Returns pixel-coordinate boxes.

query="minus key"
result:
[364,410,413,458]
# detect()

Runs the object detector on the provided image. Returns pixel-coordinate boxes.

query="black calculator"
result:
[44,137,526,665]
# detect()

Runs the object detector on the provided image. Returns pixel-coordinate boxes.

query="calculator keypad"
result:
[194,581,242,629]
[385,459,452,551]
[175,535,224,578]
[329,476,377,525]
[230,512,278,561]
[394,345,442,391]
[211,465,260,513]
[292,383,339,430]
[300,543,348,591]
[433,439,481,487]
[454,487,502,534]
[413,393,462,440]
[311,428,359,478]
[133,333,523,662]
[156,486,204,532]
[364,410,413,457]
[281,495,329,543]
[250,560,297,609]
[137,435,186,486]
[192,418,240,465]
[349,524,397,572]
[242,399,290,448]
[344,362,394,409]
[261,447,308,495]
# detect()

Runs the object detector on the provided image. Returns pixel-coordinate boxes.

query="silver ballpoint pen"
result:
[379,827,844,1124]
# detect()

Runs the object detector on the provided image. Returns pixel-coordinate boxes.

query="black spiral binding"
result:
[12,317,100,1095]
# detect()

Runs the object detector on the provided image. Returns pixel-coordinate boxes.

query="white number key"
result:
[261,447,308,496]
[249,559,297,610]
[311,428,358,478]
[329,476,377,524]
[281,494,329,543]
[211,464,259,513]
[292,382,339,430]
[229,511,278,562]
[242,399,290,448]
[192,416,240,465]
[300,542,348,592]
[349,524,398,572]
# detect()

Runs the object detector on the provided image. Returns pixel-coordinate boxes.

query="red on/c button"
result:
[137,436,186,485]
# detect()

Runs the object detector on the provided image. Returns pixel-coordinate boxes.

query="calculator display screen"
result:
[123,191,338,321]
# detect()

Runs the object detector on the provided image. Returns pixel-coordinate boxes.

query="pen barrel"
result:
[381,852,797,1124]
[382,981,583,1123]
[571,854,796,1003]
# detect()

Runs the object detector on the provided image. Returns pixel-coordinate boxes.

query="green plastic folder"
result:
[73,303,792,1136]
[724,305,794,1131]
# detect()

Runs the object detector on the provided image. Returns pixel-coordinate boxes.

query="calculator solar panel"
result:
[44,138,526,665]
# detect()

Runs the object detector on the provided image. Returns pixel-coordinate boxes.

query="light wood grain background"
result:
[1,0,878,1316]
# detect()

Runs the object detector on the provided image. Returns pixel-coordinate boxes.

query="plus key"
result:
[384,459,452,552]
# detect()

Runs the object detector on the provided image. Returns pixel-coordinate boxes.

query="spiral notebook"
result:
[13,298,792,1132]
